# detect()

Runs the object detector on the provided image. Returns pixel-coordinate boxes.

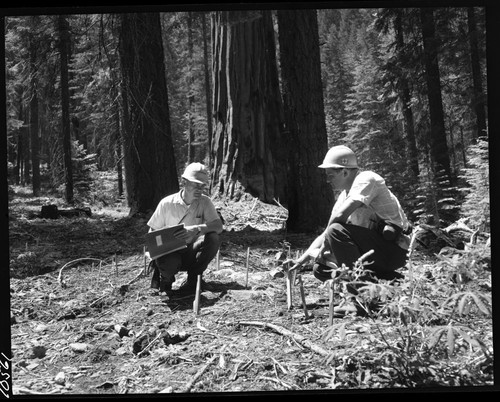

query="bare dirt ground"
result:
[7,172,495,396]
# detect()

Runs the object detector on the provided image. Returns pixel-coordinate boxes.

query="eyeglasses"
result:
[185,181,208,190]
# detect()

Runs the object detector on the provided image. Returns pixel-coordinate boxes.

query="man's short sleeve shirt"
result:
[147,191,220,231]
[331,170,411,249]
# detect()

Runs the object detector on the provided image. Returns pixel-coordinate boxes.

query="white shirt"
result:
[331,170,411,250]
[147,190,220,232]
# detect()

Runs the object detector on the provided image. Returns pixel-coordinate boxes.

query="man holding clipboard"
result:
[147,163,223,296]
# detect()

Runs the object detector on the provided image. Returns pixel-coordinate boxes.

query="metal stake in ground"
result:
[285,261,294,310]
[328,279,335,325]
[245,247,250,289]
[193,275,202,315]
[297,274,309,319]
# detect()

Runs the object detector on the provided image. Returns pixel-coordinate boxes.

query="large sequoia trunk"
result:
[119,13,179,215]
[277,9,332,232]
[211,10,287,203]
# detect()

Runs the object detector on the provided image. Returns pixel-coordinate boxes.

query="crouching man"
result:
[289,145,411,282]
[148,162,223,296]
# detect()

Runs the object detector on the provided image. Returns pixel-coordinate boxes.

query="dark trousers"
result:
[151,232,221,288]
[313,223,407,282]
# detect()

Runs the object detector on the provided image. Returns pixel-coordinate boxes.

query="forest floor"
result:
[7,171,495,397]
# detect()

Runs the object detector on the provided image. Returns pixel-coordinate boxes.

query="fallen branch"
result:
[246,198,259,220]
[258,375,296,390]
[181,354,218,393]
[272,198,288,216]
[13,387,60,395]
[236,320,331,357]
[89,294,109,308]
[57,258,105,288]
[126,266,147,287]
[137,332,163,357]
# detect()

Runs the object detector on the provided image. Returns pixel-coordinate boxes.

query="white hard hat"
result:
[181,163,209,184]
[318,145,358,169]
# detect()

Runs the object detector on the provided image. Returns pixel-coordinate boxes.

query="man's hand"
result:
[173,225,199,243]
[285,253,310,273]
[285,241,329,273]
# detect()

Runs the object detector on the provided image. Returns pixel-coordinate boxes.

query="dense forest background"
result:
[5,5,490,234]
[4,4,496,394]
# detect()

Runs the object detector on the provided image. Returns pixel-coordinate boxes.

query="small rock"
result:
[118,284,129,296]
[114,324,130,337]
[94,322,115,332]
[69,343,89,353]
[30,345,47,359]
[158,320,171,329]
[26,362,39,370]
[159,386,173,393]
[162,330,190,345]
[226,289,260,301]
[212,267,235,276]
[115,346,129,356]
[269,268,284,279]
[132,334,152,355]
[54,371,66,385]
[34,324,48,333]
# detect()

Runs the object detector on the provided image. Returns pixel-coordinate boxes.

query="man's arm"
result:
[288,198,364,272]
[176,218,223,242]
[327,198,364,226]
[196,218,223,235]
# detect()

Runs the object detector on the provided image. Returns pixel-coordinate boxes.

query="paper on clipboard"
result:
[145,224,187,260]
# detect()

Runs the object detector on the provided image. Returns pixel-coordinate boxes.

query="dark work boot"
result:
[159,280,173,293]
[176,277,197,295]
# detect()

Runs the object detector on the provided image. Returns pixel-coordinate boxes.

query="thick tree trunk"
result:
[115,105,124,197]
[202,13,213,169]
[119,13,179,215]
[467,7,487,141]
[15,95,24,185]
[211,10,286,203]
[29,16,41,196]
[22,107,31,185]
[58,14,74,204]
[277,9,332,232]
[187,12,196,163]
[419,8,453,185]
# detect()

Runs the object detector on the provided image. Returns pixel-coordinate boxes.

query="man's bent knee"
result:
[203,232,221,252]
[325,222,347,238]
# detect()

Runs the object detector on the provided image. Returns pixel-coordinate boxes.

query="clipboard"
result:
[145,224,187,260]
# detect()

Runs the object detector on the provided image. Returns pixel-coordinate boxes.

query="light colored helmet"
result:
[318,145,358,169]
[181,162,209,184]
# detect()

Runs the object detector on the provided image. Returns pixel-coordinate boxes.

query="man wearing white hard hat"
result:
[289,145,411,283]
[147,162,223,296]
